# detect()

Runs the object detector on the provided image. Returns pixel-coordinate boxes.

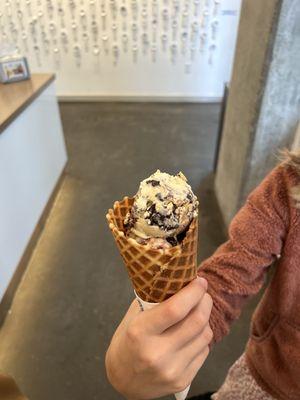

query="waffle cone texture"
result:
[106,196,198,303]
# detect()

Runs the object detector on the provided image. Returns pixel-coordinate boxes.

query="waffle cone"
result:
[106,196,198,303]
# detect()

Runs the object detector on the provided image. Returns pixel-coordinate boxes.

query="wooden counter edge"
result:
[0,73,56,135]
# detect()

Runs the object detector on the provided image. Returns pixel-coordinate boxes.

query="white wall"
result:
[0,82,67,300]
[1,0,242,99]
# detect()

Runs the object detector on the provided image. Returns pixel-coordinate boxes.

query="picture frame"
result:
[0,57,30,84]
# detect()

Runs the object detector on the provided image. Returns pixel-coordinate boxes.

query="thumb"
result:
[115,299,141,334]
[142,277,208,333]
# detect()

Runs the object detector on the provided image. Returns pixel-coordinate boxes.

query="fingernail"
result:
[197,276,208,290]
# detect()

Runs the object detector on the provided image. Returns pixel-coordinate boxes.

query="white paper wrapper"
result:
[135,291,191,400]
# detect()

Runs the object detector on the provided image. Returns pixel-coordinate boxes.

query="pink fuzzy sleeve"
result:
[198,165,291,343]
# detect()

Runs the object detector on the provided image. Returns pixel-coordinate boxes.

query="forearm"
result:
[197,165,290,342]
[198,240,270,342]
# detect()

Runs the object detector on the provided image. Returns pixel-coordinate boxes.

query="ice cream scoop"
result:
[124,170,198,245]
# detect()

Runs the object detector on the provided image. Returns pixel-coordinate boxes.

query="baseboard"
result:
[58,95,222,103]
[0,167,66,327]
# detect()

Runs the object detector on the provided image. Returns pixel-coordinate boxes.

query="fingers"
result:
[164,292,213,349]
[181,346,210,390]
[181,323,213,367]
[167,345,210,393]
[142,277,208,333]
[158,344,210,394]
[173,325,212,392]
[163,322,212,384]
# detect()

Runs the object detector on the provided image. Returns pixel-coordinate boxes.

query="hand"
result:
[105,277,213,400]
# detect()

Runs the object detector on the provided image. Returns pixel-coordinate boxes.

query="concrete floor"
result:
[0,103,263,400]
